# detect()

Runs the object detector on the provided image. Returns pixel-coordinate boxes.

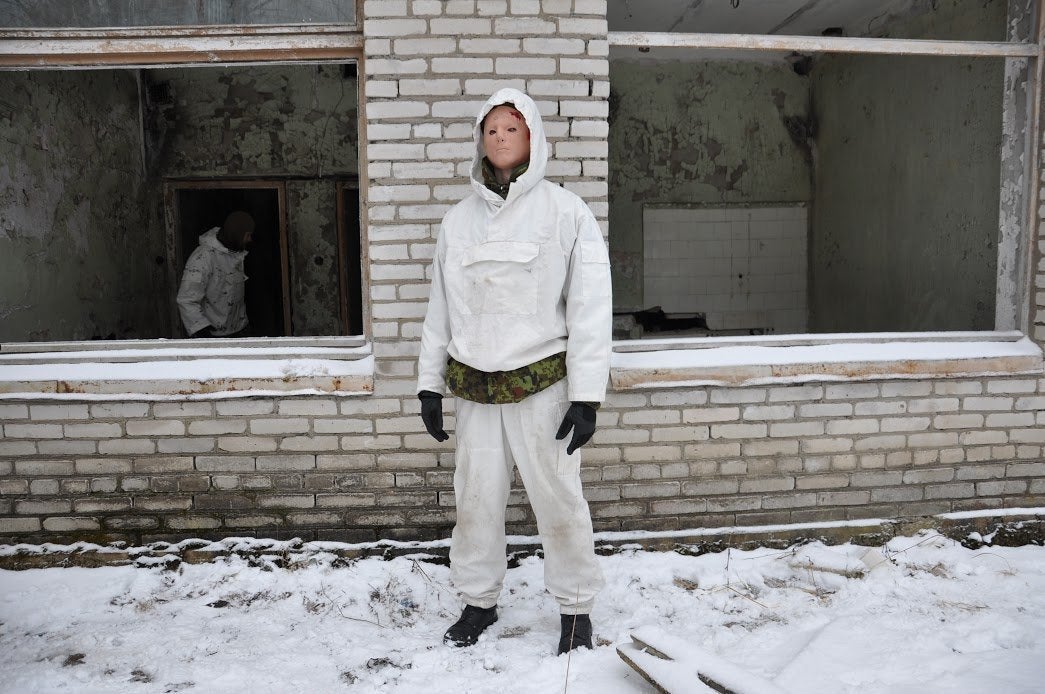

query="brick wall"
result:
[1,0,1044,545]
[1,374,1044,544]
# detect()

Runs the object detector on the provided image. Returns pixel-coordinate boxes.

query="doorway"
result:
[167,181,290,337]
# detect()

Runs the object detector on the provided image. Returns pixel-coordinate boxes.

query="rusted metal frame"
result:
[0,25,358,39]
[608,31,1038,57]
[0,33,363,68]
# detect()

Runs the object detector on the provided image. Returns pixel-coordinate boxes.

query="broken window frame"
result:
[610,4,1040,347]
[0,16,370,397]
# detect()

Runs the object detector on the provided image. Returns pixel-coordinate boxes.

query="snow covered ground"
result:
[1,532,1044,693]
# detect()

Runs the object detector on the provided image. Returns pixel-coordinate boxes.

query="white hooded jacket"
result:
[176,227,249,337]
[417,89,612,403]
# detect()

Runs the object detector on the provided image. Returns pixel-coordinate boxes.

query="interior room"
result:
[608,0,1013,338]
[0,62,362,342]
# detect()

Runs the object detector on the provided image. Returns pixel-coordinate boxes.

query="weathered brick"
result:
[956,465,1007,480]
[744,405,795,421]
[936,379,990,396]
[925,483,975,499]
[880,417,930,432]
[739,441,794,457]
[99,439,155,455]
[620,482,681,498]
[0,517,41,533]
[154,403,213,418]
[42,516,101,532]
[769,421,824,438]
[801,438,853,454]
[683,407,739,423]
[74,459,132,475]
[708,496,761,513]
[29,404,90,420]
[286,511,343,526]
[224,514,284,528]
[126,420,185,436]
[682,479,738,496]
[0,404,29,420]
[761,493,817,509]
[15,460,74,476]
[908,398,959,413]
[5,424,63,439]
[250,418,310,435]
[216,400,274,416]
[218,437,278,452]
[28,479,58,495]
[902,468,954,484]
[195,456,256,472]
[90,403,150,418]
[739,477,794,493]
[256,455,316,472]
[711,423,767,439]
[651,426,709,443]
[258,494,314,509]
[37,441,96,455]
[158,438,215,454]
[854,401,906,415]
[194,494,255,511]
[135,497,192,512]
[188,420,248,435]
[816,490,870,506]
[976,480,1028,495]
[796,474,849,490]
[907,432,960,448]
[133,457,194,473]
[280,436,340,451]
[167,515,222,530]
[73,498,131,513]
[685,442,742,459]
[870,487,923,503]
[933,414,984,429]
[623,446,681,462]
[826,419,879,435]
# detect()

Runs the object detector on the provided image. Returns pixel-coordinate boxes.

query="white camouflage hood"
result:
[470,88,549,204]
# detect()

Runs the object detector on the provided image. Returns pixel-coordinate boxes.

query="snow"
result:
[612,336,1040,370]
[2,531,1044,693]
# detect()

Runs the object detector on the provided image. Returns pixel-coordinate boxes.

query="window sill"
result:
[610,331,1044,390]
[0,337,373,400]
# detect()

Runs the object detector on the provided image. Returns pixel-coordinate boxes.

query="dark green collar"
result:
[481,157,529,199]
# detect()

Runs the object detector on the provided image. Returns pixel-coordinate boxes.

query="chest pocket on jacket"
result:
[449,241,541,316]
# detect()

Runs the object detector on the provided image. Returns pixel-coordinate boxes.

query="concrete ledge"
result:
[2,508,1041,570]
[0,338,374,399]
[611,331,1044,389]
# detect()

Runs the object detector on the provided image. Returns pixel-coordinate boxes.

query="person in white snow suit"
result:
[416,88,612,655]
[176,211,255,338]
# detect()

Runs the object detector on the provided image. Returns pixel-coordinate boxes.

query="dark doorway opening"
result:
[338,181,364,336]
[168,182,290,338]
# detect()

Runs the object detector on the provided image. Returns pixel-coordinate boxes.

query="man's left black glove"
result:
[555,402,597,455]
[418,390,449,442]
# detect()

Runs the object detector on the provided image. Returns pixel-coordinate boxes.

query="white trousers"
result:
[450,378,604,615]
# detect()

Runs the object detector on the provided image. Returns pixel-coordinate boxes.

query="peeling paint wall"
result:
[0,70,165,342]
[608,60,813,311]
[149,64,359,336]
[809,0,1006,332]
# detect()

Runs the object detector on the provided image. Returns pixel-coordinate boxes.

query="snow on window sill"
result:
[610,331,1044,390]
[0,337,373,400]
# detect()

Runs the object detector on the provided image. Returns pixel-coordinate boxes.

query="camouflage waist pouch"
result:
[446,352,567,404]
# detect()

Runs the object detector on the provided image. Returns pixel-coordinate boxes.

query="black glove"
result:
[191,326,215,338]
[418,390,449,442]
[555,402,597,455]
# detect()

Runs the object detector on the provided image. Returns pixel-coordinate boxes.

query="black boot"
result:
[557,613,593,655]
[444,605,498,647]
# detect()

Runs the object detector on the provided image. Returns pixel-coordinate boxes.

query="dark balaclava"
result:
[219,211,255,251]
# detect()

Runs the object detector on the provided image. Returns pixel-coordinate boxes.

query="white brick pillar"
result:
[361,0,610,404]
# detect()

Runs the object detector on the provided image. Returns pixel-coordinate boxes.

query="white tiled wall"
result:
[643,206,808,333]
